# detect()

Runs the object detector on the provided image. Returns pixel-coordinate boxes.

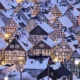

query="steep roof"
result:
[58,15,73,28]
[36,21,54,34]
[0,18,5,27]
[24,57,49,69]
[44,12,56,23]
[0,38,7,49]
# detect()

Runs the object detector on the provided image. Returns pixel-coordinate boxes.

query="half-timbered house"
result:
[50,5,62,18]
[5,36,33,66]
[33,36,62,55]
[64,51,80,78]
[29,21,54,45]
[3,19,18,41]
[49,15,74,62]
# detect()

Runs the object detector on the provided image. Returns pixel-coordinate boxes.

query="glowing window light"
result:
[4,34,10,39]
[16,0,24,3]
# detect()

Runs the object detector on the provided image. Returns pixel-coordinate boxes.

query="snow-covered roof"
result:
[59,15,73,28]
[0,65,7,70]
[74,3,80,9]
[0,19,5,27]
[0,28,6,36]
[17,35,33,51]
[24,57,49,69]
[50,62,61,70]
[1,9,13,18]
[71,7,80,19]
[0,0,12,9]
[0,0,18,10]
[36,21,54,34]
[22,10,31,20]
[9,0,18,8]
[44,12,55,23]
[13,14,27,27]
[57,5,68,15]
[42,37,62,48]
[20,1,34,8]
[67,0,76,5]
[50,0,61,6]
[0,38,7,49]
[39,1,51,12]
[63,27,80,54]
[17,27,29,39]
[7,71,32,80]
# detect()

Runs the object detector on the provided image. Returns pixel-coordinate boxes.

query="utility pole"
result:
[48,64,49,80]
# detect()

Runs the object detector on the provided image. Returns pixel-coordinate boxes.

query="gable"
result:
[30,25,48,35]
[4,19,17,34]
[53,19,62,28]
[51,5,61,14]
[0,3,5,9]
[33,41,51,49]
[5,38,25,51]
[14,4,22,13]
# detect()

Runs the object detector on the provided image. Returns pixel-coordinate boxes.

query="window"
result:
[37,28,41,33]
[15,45,20,49]
[40,44,44,48]
[10,45,14,48]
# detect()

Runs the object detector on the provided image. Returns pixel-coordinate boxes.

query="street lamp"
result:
[74,59,80,65]
[74,59,80,77]
[4,34,9,39]
[4,76,9,80]
[19,68,23,80]
[53,58,59,62]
